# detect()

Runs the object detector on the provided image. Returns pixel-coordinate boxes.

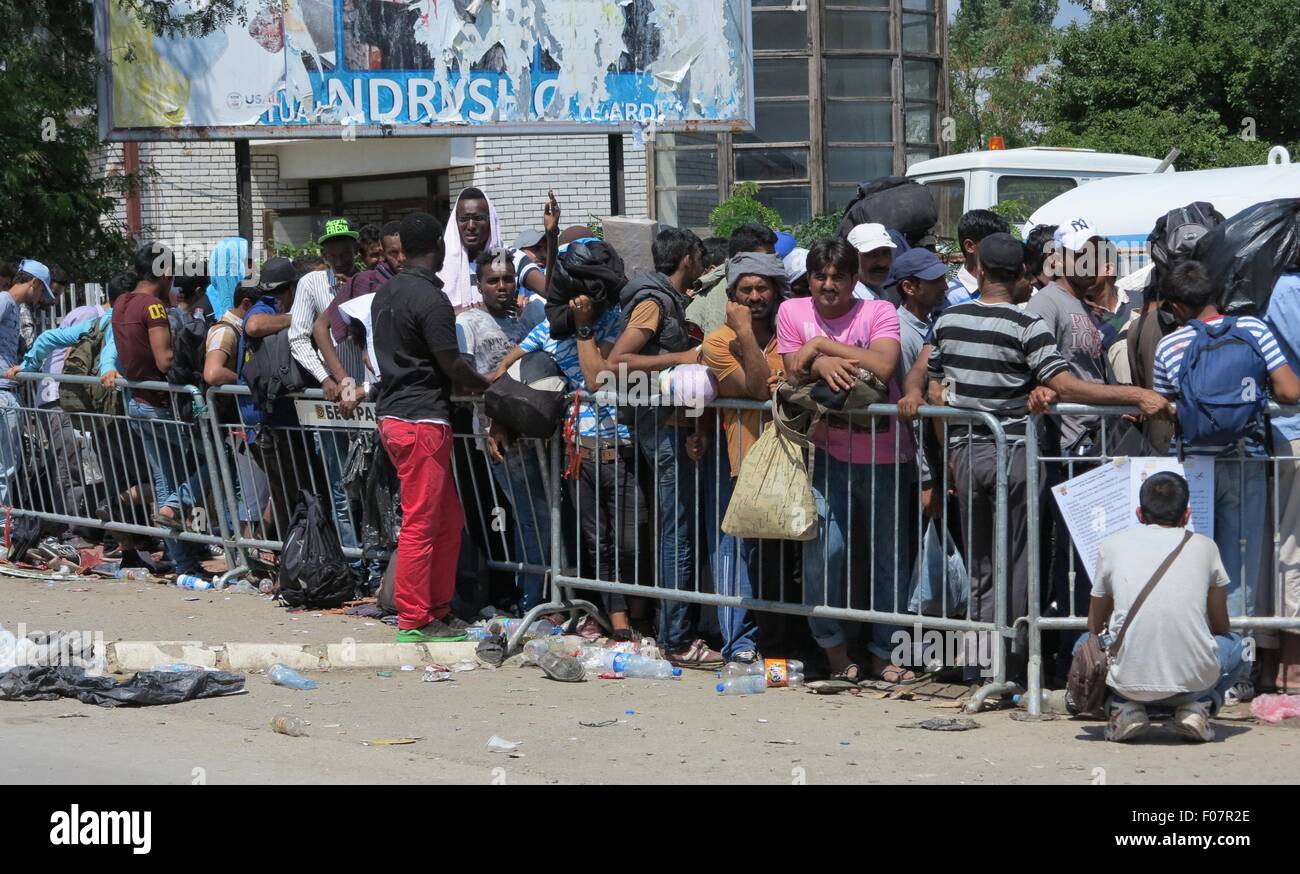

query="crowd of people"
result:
[5,182,1300,742]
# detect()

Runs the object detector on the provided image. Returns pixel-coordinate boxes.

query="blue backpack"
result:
[1175,317,1271,447]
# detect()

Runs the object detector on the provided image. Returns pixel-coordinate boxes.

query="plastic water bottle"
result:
[270,714,308,737]
[464,626,494,641]
[1013,689,1072,715]
[267,663,317,690]
[258,578,275,595]
[176,574,213,591]
[612,653,681,680]
[579,646,622,674]
[150,663,209,673]
[115,568,150,581]
[716,674,766,695]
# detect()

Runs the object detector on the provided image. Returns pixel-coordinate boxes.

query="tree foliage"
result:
[947,0,1058,153]
[1040,0,1299,168]
[0,0,239,280]
[708,182,784,240]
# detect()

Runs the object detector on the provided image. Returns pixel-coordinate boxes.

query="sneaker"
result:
[667,639,725,670]
[396,619,467,643]
[1224,680,1254,706]
[1170,701,1216,743]
[730,649,760,665]
[444,615,471,632]
[1105,701,1151,743]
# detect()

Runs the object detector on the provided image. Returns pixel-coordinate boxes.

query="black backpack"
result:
[484,351,567,438]
[276,491,358,609]
[167,307,210,388]
[241,329,310,416]
[837,176,939,241]
[1149,202,1225,290]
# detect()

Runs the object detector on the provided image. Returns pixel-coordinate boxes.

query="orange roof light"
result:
[988,135,1006,150]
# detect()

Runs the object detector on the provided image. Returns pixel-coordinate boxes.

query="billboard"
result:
[97,0,755,140]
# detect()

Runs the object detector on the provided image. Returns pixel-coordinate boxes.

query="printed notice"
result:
[1052,456,1217,583]
[1050,459,1133,584]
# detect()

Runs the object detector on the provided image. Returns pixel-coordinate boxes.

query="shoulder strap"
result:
[1110,529,1193,658]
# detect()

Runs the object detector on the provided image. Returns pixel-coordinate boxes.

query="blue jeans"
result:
[489,440,552,613]
[635,414,698,652]
[0,389,21,507]
[804,449,914,657]
[1215,458,1268,617]
[701,446,758,659]
[1080,632,1252,715]
[317,430,381,586]
[127,397,208,574]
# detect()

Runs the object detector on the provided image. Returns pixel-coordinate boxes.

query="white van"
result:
[1026,146,1300,277]
[906,147,1169,241]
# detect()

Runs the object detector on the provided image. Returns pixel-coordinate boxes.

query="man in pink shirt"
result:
[777,237,916,684]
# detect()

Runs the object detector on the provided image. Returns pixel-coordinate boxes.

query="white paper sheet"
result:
[1050,459,1133,584]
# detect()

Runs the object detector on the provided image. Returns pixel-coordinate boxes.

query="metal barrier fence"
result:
[1023,403,1300,716]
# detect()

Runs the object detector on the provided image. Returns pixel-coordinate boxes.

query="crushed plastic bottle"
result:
[114,568,150,581]
[270,714,308,736]
[611,653,681,680]
[422,666,451,682]
[176,574,213,591]
[267,663,317,690]
[1013,689,1072,715]
[716,674,766,695]
[521,639,549,665]
[258,578,275,595]
[150,663,212,673]
[225,579,260,595]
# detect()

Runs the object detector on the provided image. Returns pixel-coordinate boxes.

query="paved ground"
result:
[3,573,1299,785]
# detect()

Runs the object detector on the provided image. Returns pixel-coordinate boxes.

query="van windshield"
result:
[924,178,964,242]
[996,175,1077,219]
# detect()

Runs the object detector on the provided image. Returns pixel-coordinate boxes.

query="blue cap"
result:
[716,682,726,693]
[612,654,626,673]
[16,259,53,300]
[886,248,948,294]
[774,231,797,259]
[673,667,682,678]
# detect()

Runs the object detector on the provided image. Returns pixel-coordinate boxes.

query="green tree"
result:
[947,0,1059,153]
[1041,0,1299,169]
[708,182,784,240]
[0,0,239,279]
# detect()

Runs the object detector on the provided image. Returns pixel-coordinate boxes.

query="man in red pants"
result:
[371,212,490,642]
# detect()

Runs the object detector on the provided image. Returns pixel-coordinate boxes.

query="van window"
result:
[924,178,964,242]
[996,175,1077,218]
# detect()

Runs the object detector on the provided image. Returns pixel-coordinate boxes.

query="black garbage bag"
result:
[0,665,245,707]
[1197,198,1300,315]
[545,240,628,339]
[343,431,401,552]
[837,175,938,242]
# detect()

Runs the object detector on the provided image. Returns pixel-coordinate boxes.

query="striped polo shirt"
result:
[928,299,1070,442]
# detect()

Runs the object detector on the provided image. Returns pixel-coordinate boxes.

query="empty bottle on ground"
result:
[716,674,766,695]
[612,653,681,680]
[270,714,308,736]
[267,663,317,690]
[176,574,213,591]
[1013,689,1071,715]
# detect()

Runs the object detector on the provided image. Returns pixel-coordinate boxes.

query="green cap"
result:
[318,217,360,245]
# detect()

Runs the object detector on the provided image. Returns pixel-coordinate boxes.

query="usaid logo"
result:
[49,805,151,854]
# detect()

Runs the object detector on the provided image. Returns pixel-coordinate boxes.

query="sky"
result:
[947,0,1092,27]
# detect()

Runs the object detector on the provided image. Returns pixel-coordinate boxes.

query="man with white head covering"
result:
[439,187,503,313]
[846,222,897,303]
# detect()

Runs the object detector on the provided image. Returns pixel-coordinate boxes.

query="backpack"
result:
[276,491,357,609]
[240,329,310,416]
[167,307,209,388]
[1149,202,1225,286]
[485,351,567,438]
[1174,317,1271,448]
[59,317,120,419]
[837,176,939,242]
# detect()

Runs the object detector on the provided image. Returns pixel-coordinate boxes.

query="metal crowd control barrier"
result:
[5,373,237,570]
[1023,403,1300,717]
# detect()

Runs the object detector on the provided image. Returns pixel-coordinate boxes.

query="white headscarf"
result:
[438,187,503,312]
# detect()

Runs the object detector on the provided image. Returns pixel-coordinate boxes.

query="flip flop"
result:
[538,652,586,682]
[152,511,184,532]
[476,636,506,668]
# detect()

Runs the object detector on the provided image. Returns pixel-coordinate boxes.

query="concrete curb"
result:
[105,640,479,673]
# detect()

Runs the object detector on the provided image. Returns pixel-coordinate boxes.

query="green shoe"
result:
[397,619,467,643]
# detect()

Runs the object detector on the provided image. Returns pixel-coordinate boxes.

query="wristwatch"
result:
[576,325,594,341]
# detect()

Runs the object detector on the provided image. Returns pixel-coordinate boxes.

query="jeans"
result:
[567,448,646,616]
[489,440,552,613]
[1215,457,1268,617]
[126,396,208,574]
[38,404,83,519]
[635,414,698,652]
[700,446,758,659]
[1080,632,1252,715]
[0,389,21,507]
[317,430,381,586]
[803,449,914,657]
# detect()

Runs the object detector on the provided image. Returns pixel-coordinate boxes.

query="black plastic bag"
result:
[277,491,358,609]
[1196,198,1300,315]
[545,240,628,339]
[837,175,938,241]
[0,665,245,707]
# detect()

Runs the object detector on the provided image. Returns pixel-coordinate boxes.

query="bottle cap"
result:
[612,654,626,673]
[673,667,682,677]
[716,682,726,693]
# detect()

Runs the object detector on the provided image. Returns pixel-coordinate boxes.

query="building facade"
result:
[101,1,943,261]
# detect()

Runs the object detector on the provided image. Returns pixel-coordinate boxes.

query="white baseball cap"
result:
[1054,216,1103,252]
[846,223,897,254]
[783,248,809,283]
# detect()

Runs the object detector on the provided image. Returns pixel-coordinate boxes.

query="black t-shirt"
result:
[372,266,459,422]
